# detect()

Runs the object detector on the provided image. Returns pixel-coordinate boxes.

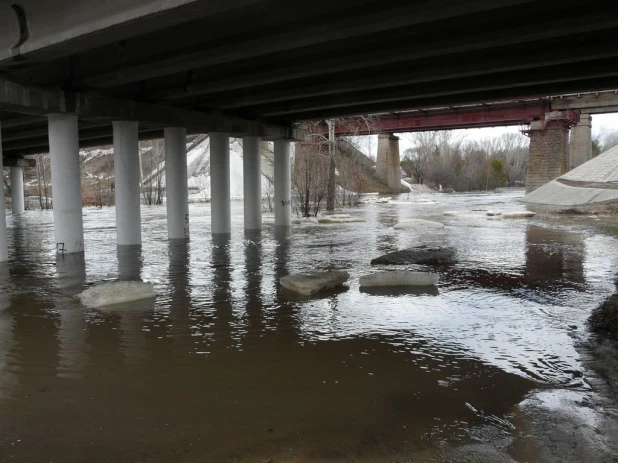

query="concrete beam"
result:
[551,92,618,113]
[72,0,537,89]
[0,78,304,145]
[2,157,36,167]
[0,0,265,66]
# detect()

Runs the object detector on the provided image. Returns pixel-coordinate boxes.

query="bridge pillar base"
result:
[10,166,25,214]
[376,134,401,192]
[165,127,189,240]
[113,121,142,245]
[243,136,262,231]
[210,132,231,235]
[569,113,592,170]
[49,114,84,253]
[274,140,291,229]
[525,111,578,194]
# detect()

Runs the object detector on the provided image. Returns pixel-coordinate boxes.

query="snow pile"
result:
[77,281,155,308]
[359,271,439,287]
[393,219,444,230]
[280,271,350,296]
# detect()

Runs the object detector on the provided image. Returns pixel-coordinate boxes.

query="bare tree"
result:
[140,139,166,205]
[32,153,52,209]
[292,141,330,217]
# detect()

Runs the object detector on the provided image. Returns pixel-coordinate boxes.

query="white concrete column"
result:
[113,121,141,245]
[10,167,25,214]
[274,140,292,228]
[0,123,8,261]
[243,136,262,231]
[210,132,231,234]
[48,114,84,253]
[165,127,189,240]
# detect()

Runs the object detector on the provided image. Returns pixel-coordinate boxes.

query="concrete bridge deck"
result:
[3,0,618,157]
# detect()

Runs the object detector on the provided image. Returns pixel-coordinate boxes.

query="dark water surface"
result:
[1,191,617,462]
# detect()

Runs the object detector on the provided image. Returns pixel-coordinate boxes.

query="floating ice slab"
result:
[280,271,350,296]
[503,211,536,218]
[393,219,444,229]
[486,211,503,216]
[359,271,439,287]
[77,281,156,308]
[293,217,319,224]
[318,215,365,224]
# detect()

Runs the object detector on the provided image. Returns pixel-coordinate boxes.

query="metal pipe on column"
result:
[48,113,84,253]
[243,136,262,231]
[113,121,141,245]
[210,132,231,235]
[165,127,189,240]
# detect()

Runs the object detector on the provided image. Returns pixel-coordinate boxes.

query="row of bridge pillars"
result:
[0,114,294,261]
[374,111,595,194]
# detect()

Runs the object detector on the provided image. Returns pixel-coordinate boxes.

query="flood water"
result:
[0,190,617,462]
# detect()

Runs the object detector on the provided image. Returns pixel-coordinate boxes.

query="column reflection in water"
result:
[116,245,151,362]
[244,231,263,334]
[376,206,399,254]
[211,234,232,345]
[167,240,192,351]
[55,253,89,378]
[273,228,298,337]
[0,263,16,398]
[524,225,585,289]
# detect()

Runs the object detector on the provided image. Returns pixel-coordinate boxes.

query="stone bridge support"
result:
[569,113,592,170]
[525,111,578,194]
[376,133,401,192]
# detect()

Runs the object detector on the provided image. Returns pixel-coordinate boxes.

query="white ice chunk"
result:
[502,211,536,218]
[393,219,444,229]
[486,211,503,216]
[77,281,155,308]
[318,215,365,224]
[359,271,439,287]
[280,271,350,296]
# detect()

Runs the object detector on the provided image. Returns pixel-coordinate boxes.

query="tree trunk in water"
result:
[326,120,336,211]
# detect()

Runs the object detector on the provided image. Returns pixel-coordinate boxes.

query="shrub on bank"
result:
[588,294,618,340]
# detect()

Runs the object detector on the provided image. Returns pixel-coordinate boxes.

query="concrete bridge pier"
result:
[525,111,577,194]
[48,114,84,253]
[274,140,292,229]
[376,133,401,192]
[243,136,262,231]
[0,123,8,261]
[164,127,190,240]
[210,132,231,235]
[569,113,592,170]
[10,167,24,214]
[113,121,142,246]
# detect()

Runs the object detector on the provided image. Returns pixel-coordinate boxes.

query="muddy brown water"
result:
[0,190,617,462]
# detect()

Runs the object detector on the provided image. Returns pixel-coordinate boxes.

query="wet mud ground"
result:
[0,190,617,462]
